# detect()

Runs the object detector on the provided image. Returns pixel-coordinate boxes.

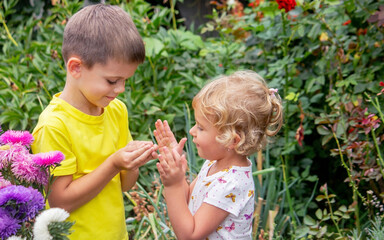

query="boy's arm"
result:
[120,169,139,192]
[48,142,155,213]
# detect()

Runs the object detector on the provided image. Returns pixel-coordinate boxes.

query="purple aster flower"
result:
[32,151,65,167]
[0,208,21,239]
[0,185,45,222]
[0,130,34,146]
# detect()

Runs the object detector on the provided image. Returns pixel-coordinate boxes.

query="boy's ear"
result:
[67,57,82,78]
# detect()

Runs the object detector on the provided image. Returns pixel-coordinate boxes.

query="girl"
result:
[154,70,283,240]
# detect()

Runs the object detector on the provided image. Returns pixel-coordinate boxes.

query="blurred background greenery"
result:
[1,0,384,238]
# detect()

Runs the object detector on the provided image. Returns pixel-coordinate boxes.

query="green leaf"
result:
[316,195,326,201]
[317,125,330,135]
[339,205,347,212]
[321,134,333,146]
[285,92,299,102]
[143,37,166,57]
[315,208,323,220]
[304,215,317,226]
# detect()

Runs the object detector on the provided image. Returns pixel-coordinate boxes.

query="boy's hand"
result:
[154,120,187,157]
[111,141,156,171]
[125,140,159,162]
[156,146,187,187]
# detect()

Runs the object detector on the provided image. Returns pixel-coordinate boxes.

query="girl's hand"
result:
[154,120,187,156]
[156,146,187,187]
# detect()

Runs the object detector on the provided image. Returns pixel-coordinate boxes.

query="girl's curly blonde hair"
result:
[192,70,283,156]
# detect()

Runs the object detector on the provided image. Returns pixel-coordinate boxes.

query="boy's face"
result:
[75,59,138,115]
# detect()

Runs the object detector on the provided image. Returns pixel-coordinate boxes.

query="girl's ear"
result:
[229,133,241,150]
[67,57,82,79]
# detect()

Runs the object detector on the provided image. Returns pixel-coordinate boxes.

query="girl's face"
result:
[189,107,227,161]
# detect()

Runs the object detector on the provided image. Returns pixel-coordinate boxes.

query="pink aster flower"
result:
[0,130,34,146]
[32,151,64,167]
[0,175,12,190]
[0,145,28,170]
[11,153,48,186]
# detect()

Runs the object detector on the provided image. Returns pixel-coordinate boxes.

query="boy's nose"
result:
[115,81,125,93]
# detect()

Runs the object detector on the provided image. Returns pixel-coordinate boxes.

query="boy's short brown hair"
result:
[62,4,145,68]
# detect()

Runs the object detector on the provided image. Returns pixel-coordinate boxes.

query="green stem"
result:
[281,156,296,231]
[147,57,157,90]
[136,182,167,224]
[280,11,290,155]
[169,0,177,30]
[373,97,384,123]
[332,131,361,232]
[372,130,384,175]
[0,12,18,46]
[280,10,296,235]
[324,188,342,235]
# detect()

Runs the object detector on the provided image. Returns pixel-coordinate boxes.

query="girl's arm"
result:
[154,119,190,200]
[157,147,229,240]
[48,142,155,212]
[164,186,229,240]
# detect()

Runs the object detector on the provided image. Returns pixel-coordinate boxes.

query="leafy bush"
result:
[1,0,384,239]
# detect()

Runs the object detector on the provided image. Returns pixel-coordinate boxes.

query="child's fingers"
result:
[155,120,166,139]
[125,141,153,151]
[128,145,155,167]
[156,162,165,176]
[152,150,159,159]
[161,147,176,165]
[164,120,177,142]
[177,138,187,153]
[158,154,171,172]
[171,148,184,168]
[180,153,188,172]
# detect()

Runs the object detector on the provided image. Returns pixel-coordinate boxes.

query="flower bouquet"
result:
[0,127,73,239]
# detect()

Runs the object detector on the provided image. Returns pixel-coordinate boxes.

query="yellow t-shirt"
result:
[32,93,132,240]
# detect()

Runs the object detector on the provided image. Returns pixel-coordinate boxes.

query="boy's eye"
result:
[107,80,117,85]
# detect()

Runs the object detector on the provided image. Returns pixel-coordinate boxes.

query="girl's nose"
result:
[189,125,196,137]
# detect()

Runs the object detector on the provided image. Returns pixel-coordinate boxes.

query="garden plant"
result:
[1,0,384,239]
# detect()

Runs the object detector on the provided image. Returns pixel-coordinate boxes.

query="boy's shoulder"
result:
[33,97,70,131]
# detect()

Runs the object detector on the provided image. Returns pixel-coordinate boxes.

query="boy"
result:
[31,4,157,239]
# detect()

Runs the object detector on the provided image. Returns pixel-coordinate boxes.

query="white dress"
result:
[188,160,255,239]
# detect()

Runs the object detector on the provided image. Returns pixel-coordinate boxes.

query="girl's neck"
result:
[207,152,249,176]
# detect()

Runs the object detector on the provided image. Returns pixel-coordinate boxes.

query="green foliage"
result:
[2,0,384,239]
[48,221,75,240]
[0,0,81,130]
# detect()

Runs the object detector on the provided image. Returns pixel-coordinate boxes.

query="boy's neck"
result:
[59,88,104,116]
